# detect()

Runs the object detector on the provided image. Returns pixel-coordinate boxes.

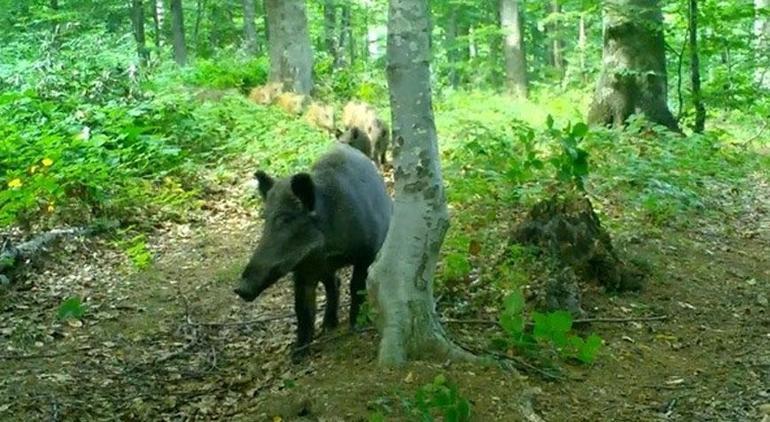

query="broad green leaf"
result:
[57,297,85,320]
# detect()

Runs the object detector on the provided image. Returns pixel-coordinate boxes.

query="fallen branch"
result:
[1,220,119,283]
[192,313,294,327]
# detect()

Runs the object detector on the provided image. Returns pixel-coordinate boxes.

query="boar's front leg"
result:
[292,275,317,361]
[349,263,369,329]
[321,273,340,331]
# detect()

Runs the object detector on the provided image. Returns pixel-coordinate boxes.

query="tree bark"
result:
[368,0,472,366]
[243,0,258,55]
[324,0,338,62]
[587,0,679,132]
[152,0,163,49]
[265,0,313,94]
[499,0,528,97]
[170,0,187,66]
[445,9,460,88]
[756,0,770,88]
[337,4,351,67]
[550,0,564,75]
[689,0,705,133]
[192,0,203,46]
[131,0,149,62]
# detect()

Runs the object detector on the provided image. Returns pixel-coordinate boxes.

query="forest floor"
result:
[1,166,769,421]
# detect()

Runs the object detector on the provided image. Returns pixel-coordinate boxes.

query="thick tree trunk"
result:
[131,0,149,62]
[243,0,258,54]
[756,0,770,88]
[499,0,528,97]
[265,0,313,95]
[368,0,472,366]
[587,0,679,132]
[689,0,705,133]
[152,0,163,49]
[170,0,187,66]
[324,0,338,62]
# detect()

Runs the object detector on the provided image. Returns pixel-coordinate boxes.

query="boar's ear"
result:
[334,128,343,139]
[254,170,274,199]
[290,173,315,211]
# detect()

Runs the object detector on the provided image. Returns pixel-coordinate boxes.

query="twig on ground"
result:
[0,346,92,360]
[443,314,669,327]
[192,313,294,327]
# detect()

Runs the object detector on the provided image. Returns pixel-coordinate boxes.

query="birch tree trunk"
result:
[368,0,471,366]
[265,0,313,95]
[242,0,258,55]
[170,0,188,66]
[587,0,679,131]
[499,0,528,97]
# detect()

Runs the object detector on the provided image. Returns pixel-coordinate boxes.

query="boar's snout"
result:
[233,286,258,302]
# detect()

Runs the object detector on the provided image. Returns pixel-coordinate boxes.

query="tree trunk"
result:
[324,0,338,62]
[578,14,586,75]
[551,0,565,75]
[243,0,258,55]
[131,0,149,62]
[152,0,163,49]
[689,0,705,133]
[193,0,203,46]
[337,4,350,67]
[445,9,460,88]
[368,0,472,366]
[170,0,187,66]
[756,0,770,88]
[499,0,528,97]
[587,0,679,132]
[265,0,313,95]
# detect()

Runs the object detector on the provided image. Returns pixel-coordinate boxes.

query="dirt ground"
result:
[1,174,769,421]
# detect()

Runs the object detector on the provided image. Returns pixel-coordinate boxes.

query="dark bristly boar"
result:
[234,144,392,360]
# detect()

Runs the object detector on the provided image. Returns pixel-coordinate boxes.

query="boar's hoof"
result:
[291,344,311,363]
[233,287,257,302]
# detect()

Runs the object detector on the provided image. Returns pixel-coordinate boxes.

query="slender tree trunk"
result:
[324,0,339,63]
[131,0,149,62]
[369,0,471,366]
[243,0,258,54]
[265,0,313,94]
[337,4,350,67]
[756,0,770,88]
[578,14,586,75]
[362,11,370,62]
[587,0,679,132]
[152,0,163,49]
[170,0,188,66]
[551,0,564,75]
[193,0,204,46]
[689,0,705,133]
[499,0,528,97]
[445,9,460,88]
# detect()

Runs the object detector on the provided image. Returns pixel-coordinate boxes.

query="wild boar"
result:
[234,143,392,360]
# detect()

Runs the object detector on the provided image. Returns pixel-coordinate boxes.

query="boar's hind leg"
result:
[321,273,340,330]
[293,276,317,360]
[349,263,369,329]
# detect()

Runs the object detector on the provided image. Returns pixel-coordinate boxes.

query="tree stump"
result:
[514,194,645,315]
